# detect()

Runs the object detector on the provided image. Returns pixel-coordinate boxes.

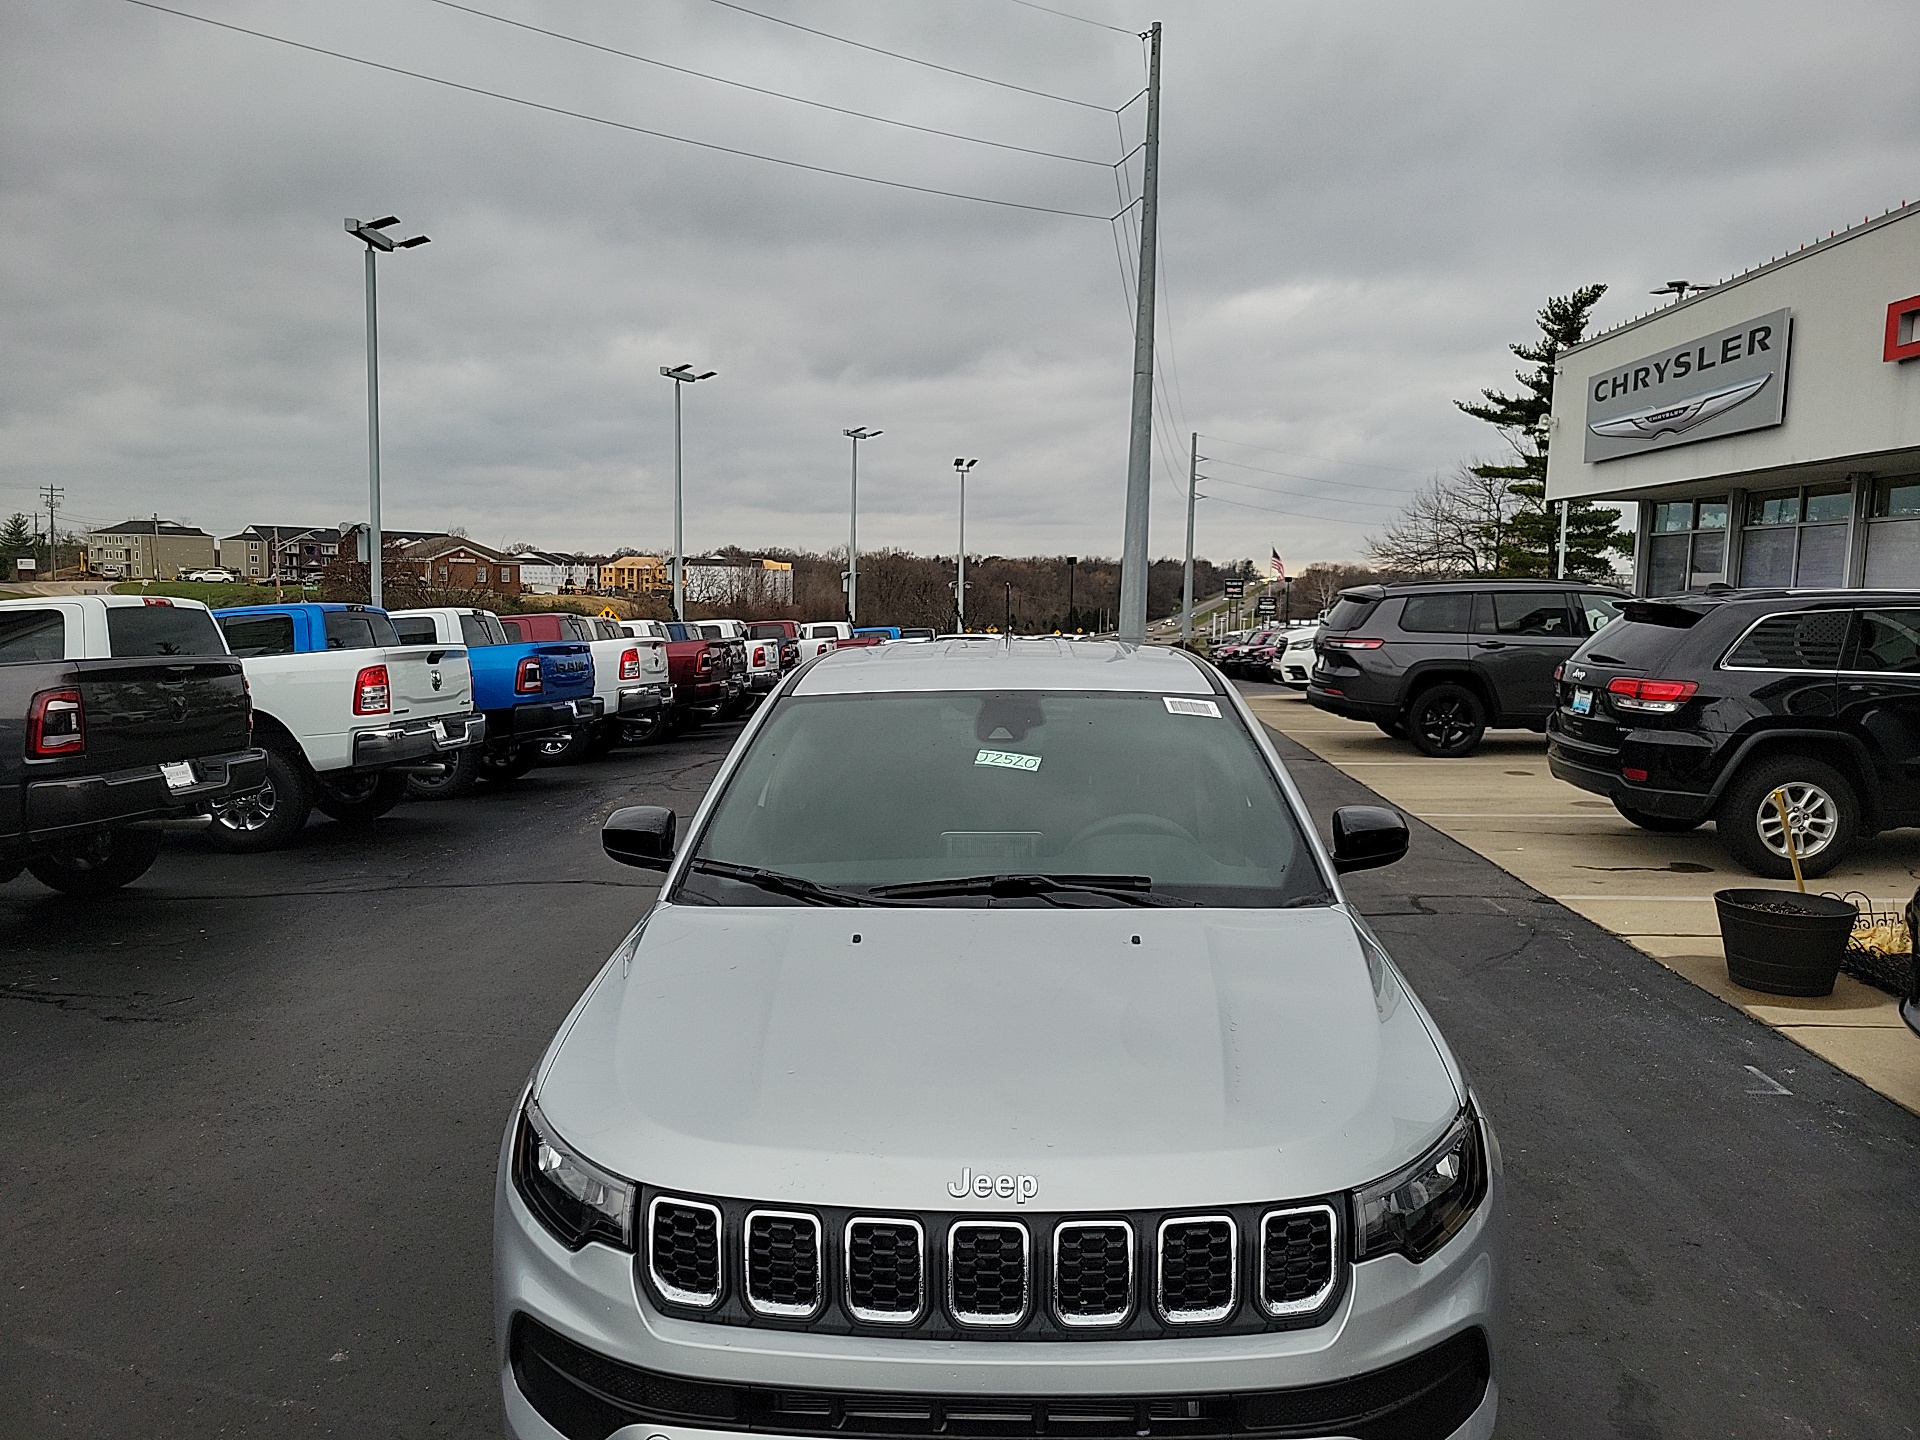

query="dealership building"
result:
[1546,201,1920,595]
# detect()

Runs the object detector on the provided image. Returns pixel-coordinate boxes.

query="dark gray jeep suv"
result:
[1307,581,1628,757]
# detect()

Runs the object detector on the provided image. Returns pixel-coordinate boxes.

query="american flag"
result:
[1270,548,1286,580]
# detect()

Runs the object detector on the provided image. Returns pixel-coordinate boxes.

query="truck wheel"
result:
[622,712,670,746]
[406,747,479,801]
[205,746,313,853]
[27,827,162,895]
[1406,683,1486,758]
[477,747,539,784]
[535,731,592,766]
[1717,753,1859,879]
[1612,798,1704,833]
[312,770,409,824]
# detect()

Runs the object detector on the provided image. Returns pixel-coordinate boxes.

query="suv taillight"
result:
[1325,637,1384,649]
[619,647,640,681]
[353,664,390,715]
[1606,677,1698,713]
[27,688,85,757]
[516,656,544,694]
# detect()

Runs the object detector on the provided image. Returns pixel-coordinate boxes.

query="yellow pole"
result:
[1771,787,1806,894]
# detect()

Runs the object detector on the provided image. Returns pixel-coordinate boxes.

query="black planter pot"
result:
[1714,888,1855,997]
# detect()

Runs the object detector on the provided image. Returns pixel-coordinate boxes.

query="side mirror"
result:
[603,806,676,870]
[1330,805,1408,874]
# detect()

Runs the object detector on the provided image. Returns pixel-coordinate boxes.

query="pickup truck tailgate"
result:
[75,658,252,771]
[382,645,474,718]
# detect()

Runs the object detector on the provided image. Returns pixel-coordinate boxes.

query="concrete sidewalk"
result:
[1243,684,1920,1114]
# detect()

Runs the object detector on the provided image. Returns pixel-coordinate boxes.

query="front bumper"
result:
[494,1119,1503,1440]
[350,711,487,769]
[23,746,269,841]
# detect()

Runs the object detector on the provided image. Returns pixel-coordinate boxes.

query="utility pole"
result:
[1181,432,1198,644]
[1116,20,1162,643]
[844,428,881,623]
[40,485,64,576]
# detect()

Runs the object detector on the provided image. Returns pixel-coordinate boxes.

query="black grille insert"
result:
[746,1210,822,1318]
[509,1313,1491,1440]
[649,1197,721,1307]
[1157,1216,1236,1323]
[1053,1222,1132,1326]
[846,1217,925,1324]
[948,1222,1029,1326]
[1259,1206,1336,1317]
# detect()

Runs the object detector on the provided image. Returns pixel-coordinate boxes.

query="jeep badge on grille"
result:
[947,1167,1039,1204]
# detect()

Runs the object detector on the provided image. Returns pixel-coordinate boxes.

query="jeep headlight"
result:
[513,1100,635,1251]
[1354,1105,1487,1263]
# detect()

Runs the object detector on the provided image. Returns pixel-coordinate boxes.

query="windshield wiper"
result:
[866,873,1186,906]
[686,858,875,907]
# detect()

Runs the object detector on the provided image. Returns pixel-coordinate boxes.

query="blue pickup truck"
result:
[388,607,599,796]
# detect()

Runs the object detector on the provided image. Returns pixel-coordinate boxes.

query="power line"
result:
[1204,472,1404,512]
[1004,0,1140,36]
[1199,431,1426,476]
[1205,453,1425,498]
[1202,492,1376,527]
[118,0,1118,220]
[421,0,1112,167]
[704,0,1118,111]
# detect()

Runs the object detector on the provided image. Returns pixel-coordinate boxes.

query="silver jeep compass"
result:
[496,639,1502,1440]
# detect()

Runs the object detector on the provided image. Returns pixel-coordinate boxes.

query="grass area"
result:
[111,579,314,607]
[0,589,27,601]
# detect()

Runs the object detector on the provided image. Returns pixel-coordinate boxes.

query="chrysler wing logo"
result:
[1589,373,1773,442]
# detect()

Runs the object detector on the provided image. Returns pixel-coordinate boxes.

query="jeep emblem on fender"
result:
[947,1167,1038,1204]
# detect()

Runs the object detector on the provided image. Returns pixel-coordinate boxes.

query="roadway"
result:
[1,705,1914,1437]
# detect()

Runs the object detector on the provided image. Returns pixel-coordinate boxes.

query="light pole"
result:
[1065,556,1078,633]
[345,217,428,607]
[843,428,881,623]
[953,458,977,630]
[661,364,717,620]
[1004,581,1013,634]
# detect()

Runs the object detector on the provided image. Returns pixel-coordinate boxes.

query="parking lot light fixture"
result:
[953,458,978,630]
[661,365,717,621]
[345,215,429,608]
[844,428,882,623]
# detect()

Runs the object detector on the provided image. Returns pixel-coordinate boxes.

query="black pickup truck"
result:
[1,595,267,895]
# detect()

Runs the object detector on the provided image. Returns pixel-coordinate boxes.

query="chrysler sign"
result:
[1583,308,1791,462]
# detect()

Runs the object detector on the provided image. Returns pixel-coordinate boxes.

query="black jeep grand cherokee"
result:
[1549,587,1920,878]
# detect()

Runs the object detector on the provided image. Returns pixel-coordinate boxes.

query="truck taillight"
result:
[353,664,390,715]
[27,688,85,757]
[695,650,713,674]
[619,647,641,681]
[753,645,766,667]
[516,656,544,694]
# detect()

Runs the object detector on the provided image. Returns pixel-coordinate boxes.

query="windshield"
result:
[678,689,1330,908]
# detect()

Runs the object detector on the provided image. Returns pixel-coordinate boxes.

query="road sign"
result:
[1255,595,1277,617]
[1223,579,1245,598]
[599,606,621,619]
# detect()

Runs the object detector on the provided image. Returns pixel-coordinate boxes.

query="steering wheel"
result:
[1065,812,1199,851]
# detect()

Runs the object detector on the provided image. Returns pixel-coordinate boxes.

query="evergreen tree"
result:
[0,512,32,558]
[1456,285,1634,579]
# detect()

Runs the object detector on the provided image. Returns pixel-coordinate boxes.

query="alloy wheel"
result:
[214,781,277,832]
[1756,781,1839,859]
[1418,699,1474,750]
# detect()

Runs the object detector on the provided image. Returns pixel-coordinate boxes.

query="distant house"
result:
[600,555,668,594]
[516,551,600,594]
[219,524,347,582]
[400,535,524,596]
[88,520,216,579]
[598,555,793,604]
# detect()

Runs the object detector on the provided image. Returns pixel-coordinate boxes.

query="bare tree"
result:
[1365,465,1518,576]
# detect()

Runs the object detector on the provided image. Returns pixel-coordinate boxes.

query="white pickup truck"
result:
[795,620,850,662]
[207,601,485,850]
[698,617,781,695]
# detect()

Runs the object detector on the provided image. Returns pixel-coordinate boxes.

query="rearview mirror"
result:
[603,806,676,870]
[1329,805,1408,873]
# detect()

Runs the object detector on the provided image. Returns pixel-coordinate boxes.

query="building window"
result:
[1737,484,1850,588]
[1645,498,1728,595]
[501,566,513,582]
[476,566,487,582]
[439,566,450,582]
[1862,476,1920,586]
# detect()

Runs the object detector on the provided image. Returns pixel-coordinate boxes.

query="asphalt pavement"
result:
[2,703,1916,1438]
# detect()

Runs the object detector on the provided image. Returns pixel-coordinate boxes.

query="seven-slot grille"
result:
[745,1210,824,1318]
[1156,1216,1237,1324]
[845,1217,925,1324]
[1258,1205,1337,1318]
[947,1222,1030,1326]
[649,1197,722,1308]
[1052,1221,1133,1327]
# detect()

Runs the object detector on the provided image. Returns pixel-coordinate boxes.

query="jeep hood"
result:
[535,903,1461,1212]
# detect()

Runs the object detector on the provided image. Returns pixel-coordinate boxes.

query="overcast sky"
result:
[6,0,1920,567]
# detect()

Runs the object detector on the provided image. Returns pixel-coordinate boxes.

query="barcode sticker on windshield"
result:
[1163,697,1220,717]
[975,749,1042,772]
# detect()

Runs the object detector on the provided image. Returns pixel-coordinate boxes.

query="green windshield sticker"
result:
[975,748,1041,772]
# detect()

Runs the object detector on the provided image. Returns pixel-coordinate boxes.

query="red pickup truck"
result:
[618,619,744,731]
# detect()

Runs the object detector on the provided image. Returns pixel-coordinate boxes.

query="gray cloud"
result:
[5,0,1920,566]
